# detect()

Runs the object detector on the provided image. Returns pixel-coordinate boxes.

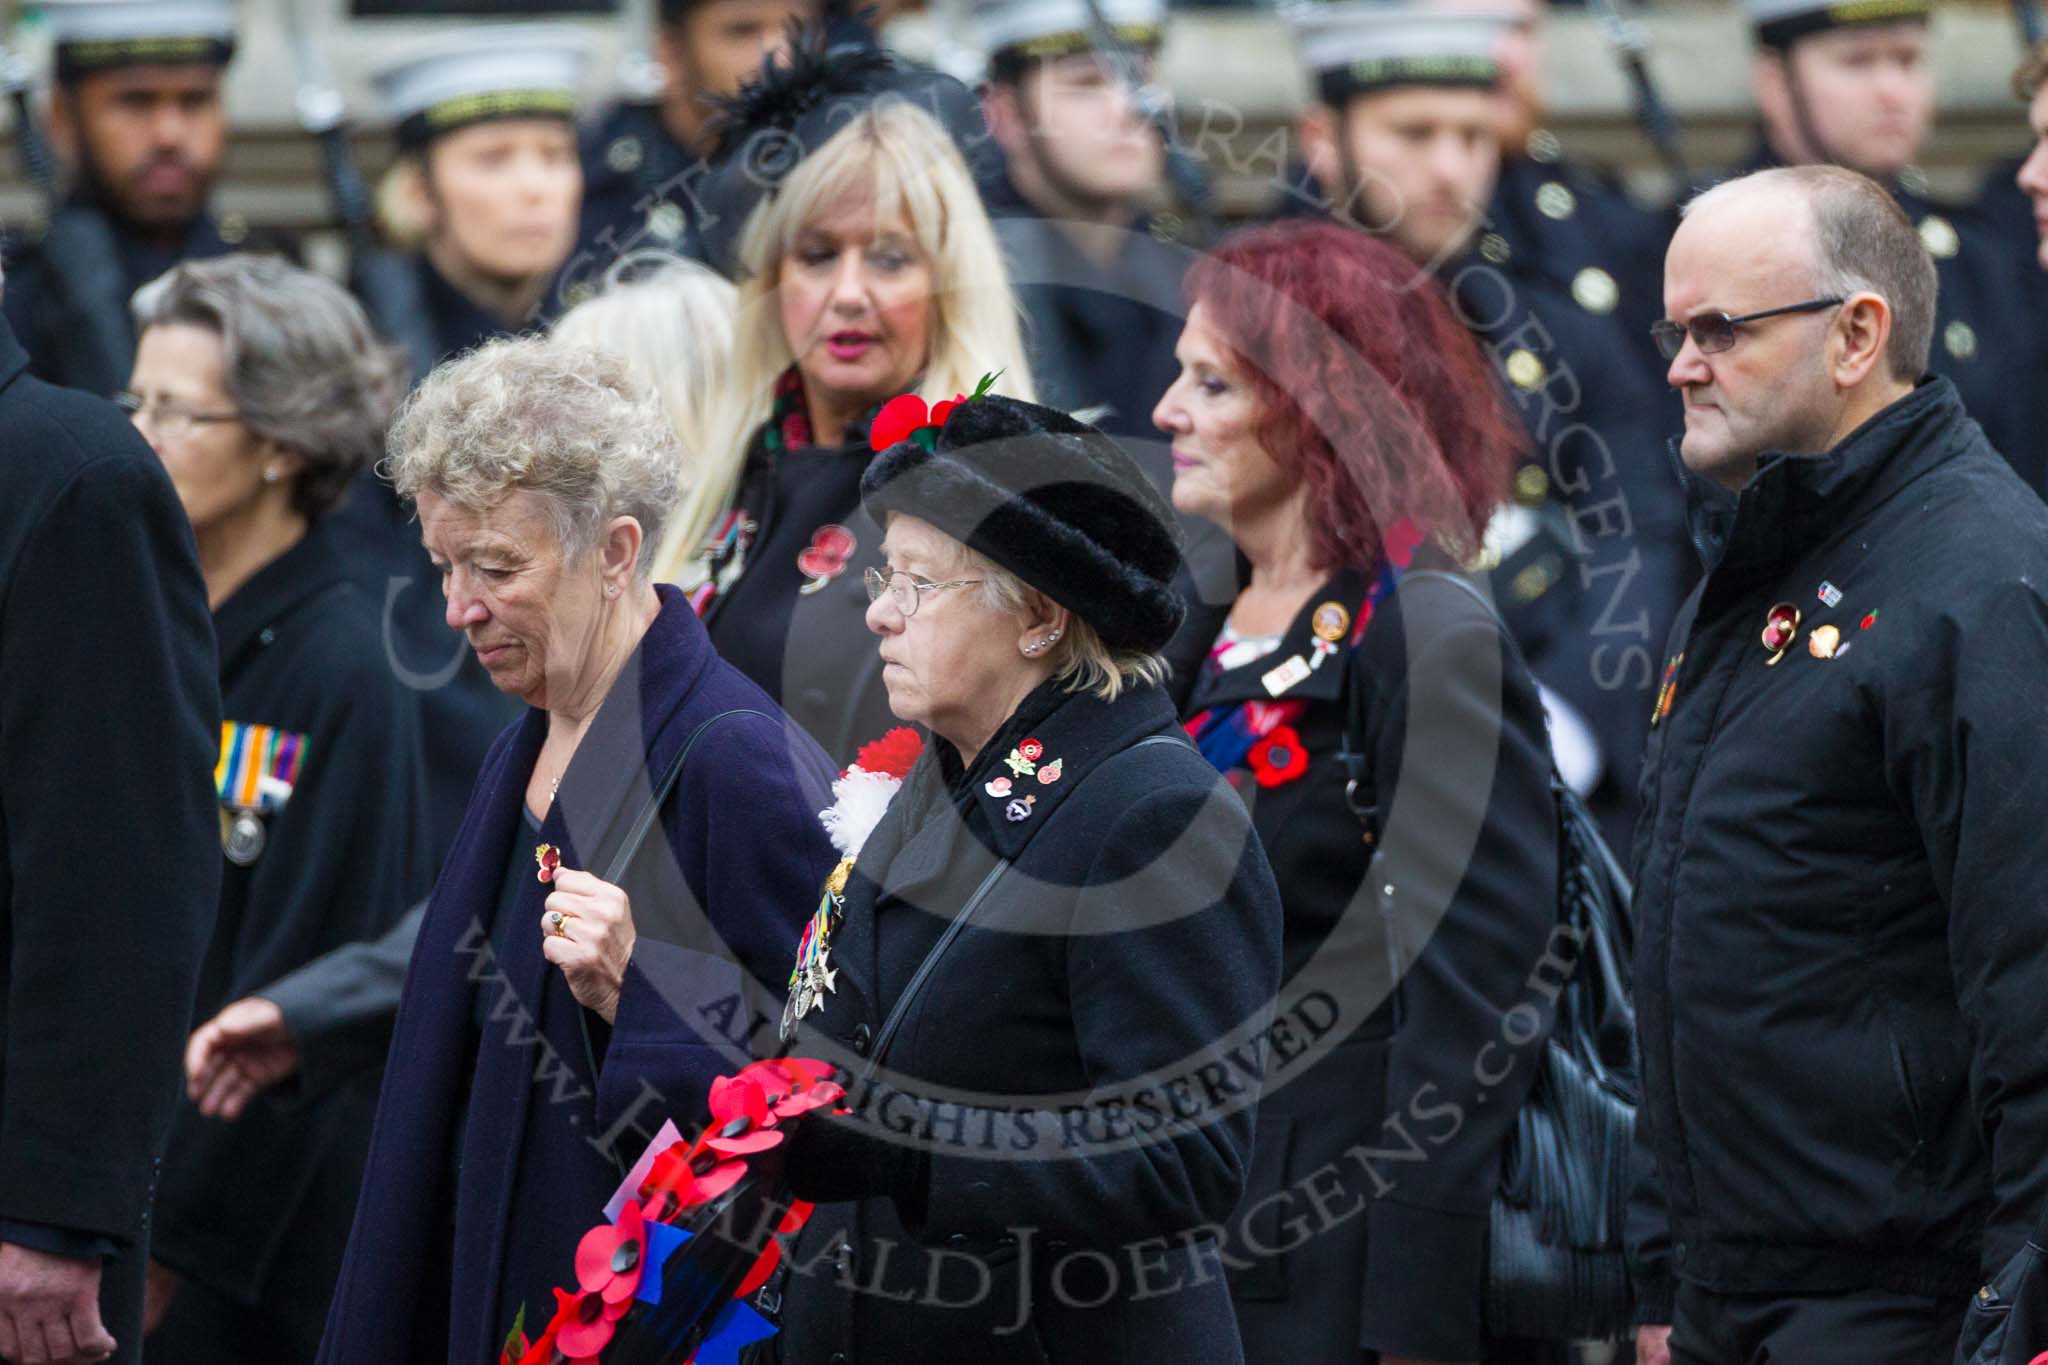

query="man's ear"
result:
[981,80,1029,161]
[1751,50,1800,160]
[1299,103,1340,193]
[45,85,79,164]
[1830,292,1894,390]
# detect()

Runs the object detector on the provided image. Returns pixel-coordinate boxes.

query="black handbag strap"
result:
[858,732,1191,1082]
[1338,569,1560,834]
[601,708,764,883]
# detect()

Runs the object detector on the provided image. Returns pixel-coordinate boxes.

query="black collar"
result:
[1185,564,1380,713]
[1713,377,1969,581]
[212,519,352,683]
[0,313,29,394]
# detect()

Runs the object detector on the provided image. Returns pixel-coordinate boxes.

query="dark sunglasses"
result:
[1650,296,1846,361]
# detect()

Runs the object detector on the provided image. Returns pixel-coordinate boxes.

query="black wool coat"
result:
[148,522,434,1348]
[0,316,220,1364]
[778,680,1284,1365]
[1169,565,1560,1363]
[1627,379,2048,1314]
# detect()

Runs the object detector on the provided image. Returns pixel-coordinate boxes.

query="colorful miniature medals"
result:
[1761,603,1801,666]
[214,720,306,867]
[782,855,854,1040]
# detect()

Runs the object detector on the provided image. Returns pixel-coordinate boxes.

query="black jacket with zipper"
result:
[1626,378,2048,1316]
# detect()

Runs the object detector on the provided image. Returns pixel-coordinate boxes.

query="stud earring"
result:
[605,584,619,598]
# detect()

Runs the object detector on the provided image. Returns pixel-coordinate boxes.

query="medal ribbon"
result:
[214,721,306,813]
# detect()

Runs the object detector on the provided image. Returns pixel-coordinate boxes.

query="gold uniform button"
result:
[646,202,686,242]
[1536,181,1577,221]
[1505,348,1547,392]
[1898,165,1930,198]
[606,136,644,174]
[1527,128,1563,164]
[1944,319,1978,361]
[1514,464,1551,505]
[1918,214,1960,260]
[218,213,248,245]
[1479,232,1512,265]
[1513,555,1563,603]
[1572,266,1619,315]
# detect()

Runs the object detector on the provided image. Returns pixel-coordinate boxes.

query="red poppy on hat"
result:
[1248,726,1310,788]
[869,372,1002,451]
[870,394,953,451]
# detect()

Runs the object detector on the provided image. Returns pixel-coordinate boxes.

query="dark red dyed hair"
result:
[1183,220,1524,574]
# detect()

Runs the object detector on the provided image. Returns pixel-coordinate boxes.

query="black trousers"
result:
[1671,1282,1967,1365]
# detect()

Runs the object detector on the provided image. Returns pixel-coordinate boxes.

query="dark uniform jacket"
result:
[703,423,895,767]
[0,315,219,1364]
[1456,149,1692,853]
[1169,564,1559,1363]
[778,679,1283,1365]
[149,523,432,1344]
[982,174,1186,458]
[1,200,243,396]
[1626,379,2048,1315]
[567,102,710,295]
[316,586,835,1365]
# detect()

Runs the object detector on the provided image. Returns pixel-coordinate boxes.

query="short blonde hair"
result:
[660,99,1035,584]
[956,543,1169,703]
[551,253,739,492]
[387,337,681,579]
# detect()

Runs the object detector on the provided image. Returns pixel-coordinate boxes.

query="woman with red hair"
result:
[1156,219,1563,1365]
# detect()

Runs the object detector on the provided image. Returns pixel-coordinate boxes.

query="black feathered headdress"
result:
[695,25,998,280]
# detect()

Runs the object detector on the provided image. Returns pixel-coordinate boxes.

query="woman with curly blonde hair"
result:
[659,36,1033,763]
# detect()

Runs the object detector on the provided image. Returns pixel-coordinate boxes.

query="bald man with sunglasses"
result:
[1626,163,2048,1365]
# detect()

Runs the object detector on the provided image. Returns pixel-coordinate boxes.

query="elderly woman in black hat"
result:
[773,391,1284,1364]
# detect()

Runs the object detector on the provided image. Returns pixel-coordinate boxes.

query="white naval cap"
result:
[1740,0,1931,47]
[970,0,1167,64]
[1287,2,1512,104]
[371,25,592,150]
[41,0,236,79]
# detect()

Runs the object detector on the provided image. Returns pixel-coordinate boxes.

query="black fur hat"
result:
[696,27,997,280]
[861,395,1186,653]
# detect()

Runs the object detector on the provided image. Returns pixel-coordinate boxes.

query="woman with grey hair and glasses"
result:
[315,336,839,1364]
[122,254,436,1363]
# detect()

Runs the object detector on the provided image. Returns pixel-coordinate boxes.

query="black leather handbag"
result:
[1342,570,1639,1343]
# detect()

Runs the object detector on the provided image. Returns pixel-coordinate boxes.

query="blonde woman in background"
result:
[551,252,739,498]
[669,36,1032,763]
